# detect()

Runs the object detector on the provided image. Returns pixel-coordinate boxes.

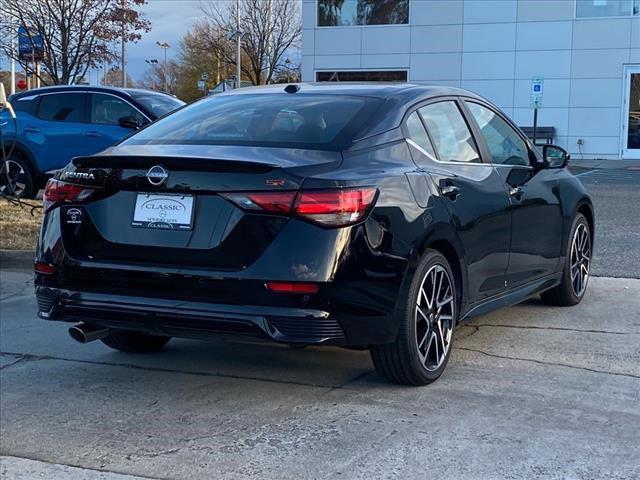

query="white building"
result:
[301,0,640,159]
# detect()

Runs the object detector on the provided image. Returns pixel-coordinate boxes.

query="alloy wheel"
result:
[0,159,27,198]
[415,264,455,372]
[570,223,591,297]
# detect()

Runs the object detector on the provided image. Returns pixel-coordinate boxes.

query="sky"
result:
[123,0,204,82]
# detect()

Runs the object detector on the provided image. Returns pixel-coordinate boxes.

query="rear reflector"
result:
[265,282,319,294]
[34,262,55,275]
[222,187,377,228]
[43,179,96,212]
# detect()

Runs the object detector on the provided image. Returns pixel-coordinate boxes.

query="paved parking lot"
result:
[1,166,639,479]
[573,167,640,278]
[2,273,639,479]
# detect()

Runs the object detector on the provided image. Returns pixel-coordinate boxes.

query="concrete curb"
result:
[570,159,640,169]
[0,249,35,270]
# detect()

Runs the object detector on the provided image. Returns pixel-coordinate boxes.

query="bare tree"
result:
[139,60,179,94]
[0,0,149,86]
[272,60,301,84]
[201,0,301,86]
[102,68,136,88]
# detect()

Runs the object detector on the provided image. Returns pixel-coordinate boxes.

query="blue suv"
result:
[0,85,184,198]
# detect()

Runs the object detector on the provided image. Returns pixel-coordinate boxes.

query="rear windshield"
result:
[122,93,381,150]
[130,92,184,118]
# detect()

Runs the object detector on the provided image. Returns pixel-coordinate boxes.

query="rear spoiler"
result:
[71,155,278,174]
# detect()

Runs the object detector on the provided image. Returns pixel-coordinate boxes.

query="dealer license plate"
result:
[131,193,195,230]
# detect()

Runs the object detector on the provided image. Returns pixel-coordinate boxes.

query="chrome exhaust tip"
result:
[68,324,110,344]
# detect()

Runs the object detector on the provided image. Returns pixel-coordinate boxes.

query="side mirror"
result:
[542,144,569,169]
[117,116,141,130]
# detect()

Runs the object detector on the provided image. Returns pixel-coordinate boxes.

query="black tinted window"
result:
[466,102,530,166]
[419,102,481,163]
[12,98,36,115]
[405,111,436,159]
[316,71,407,82]
[91,94,145,125]
[130,93,184,117]
[37,93,86,122]
[124,94,381,150]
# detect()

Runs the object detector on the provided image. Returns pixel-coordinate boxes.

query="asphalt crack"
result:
[466,323,638,336]
[0,355,28,370]
[326,370,375,392]
[0,454,165,480]
[455,346,640,380]
[455,325,480,340]
[0,351,352,390]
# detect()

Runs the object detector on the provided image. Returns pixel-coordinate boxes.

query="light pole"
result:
[145,58,158,90]
[10,20,16,94]
[121,5,126,88]
[236,0,241,88]
[285,58,291,83]
[227,3,244,89]
[156,41,170,92]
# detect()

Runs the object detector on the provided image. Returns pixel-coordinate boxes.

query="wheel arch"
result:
[2,140,38,175]
[576,198,595,244]
[411,221,468,316]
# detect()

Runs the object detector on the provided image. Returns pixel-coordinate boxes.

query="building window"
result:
[316,70,408,82]
[576,0,639,17]
[317,0,409,26]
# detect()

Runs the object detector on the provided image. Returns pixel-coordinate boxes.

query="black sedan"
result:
[34,83,594,385]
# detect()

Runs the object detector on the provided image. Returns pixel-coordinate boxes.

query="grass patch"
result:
[0,199,43,250]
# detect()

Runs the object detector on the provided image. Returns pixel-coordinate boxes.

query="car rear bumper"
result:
[37,286,351,345]
[35,205,410,346]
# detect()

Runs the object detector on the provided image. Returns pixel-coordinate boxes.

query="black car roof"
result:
[221,82,482,102]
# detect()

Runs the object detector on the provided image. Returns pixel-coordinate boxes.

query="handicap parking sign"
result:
[530,77,544,108]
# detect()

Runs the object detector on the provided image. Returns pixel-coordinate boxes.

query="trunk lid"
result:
[59,145,341,270]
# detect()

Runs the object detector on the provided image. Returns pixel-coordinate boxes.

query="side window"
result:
[37,93,86,122]
[419,101,481,163]
[405,111,436,158]
[91,94,145,126]
[466,102,530,166]
[12,98,36,115]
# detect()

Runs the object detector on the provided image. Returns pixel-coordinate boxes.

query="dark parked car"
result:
[0,85,184,198]
[34,83,593,385]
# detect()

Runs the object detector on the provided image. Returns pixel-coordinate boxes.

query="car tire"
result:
[541,213,591,306]
[370,249,457,386]
[0,155,36,199]
[101,331,171,353]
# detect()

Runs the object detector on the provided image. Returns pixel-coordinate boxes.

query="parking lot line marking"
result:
[574,169,597,177]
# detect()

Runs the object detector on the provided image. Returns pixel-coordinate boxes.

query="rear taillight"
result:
[294,188,377,227]
[43,179,96,212]
[221,187,377,228]
[222,191,296,214]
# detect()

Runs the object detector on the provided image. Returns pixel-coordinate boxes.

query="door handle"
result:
[509,186,523,198]
[84,131,101,137]
[440,184,460,200]
[24,126,40,133]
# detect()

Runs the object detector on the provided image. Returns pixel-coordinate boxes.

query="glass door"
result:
[622,66,640,159]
